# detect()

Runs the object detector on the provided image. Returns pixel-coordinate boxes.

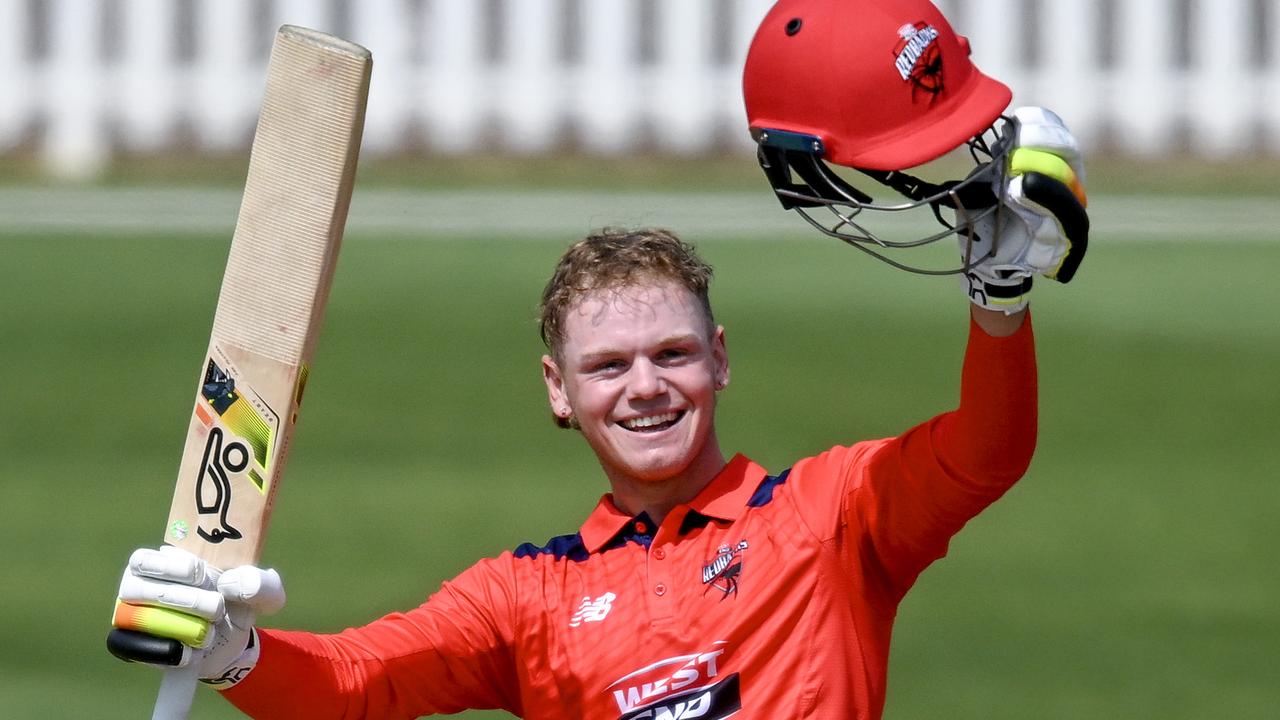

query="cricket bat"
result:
[105,26,371,719]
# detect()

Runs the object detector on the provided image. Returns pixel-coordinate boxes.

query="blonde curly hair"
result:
[539,228,716,428]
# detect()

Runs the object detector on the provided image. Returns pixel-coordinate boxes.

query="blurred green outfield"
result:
[2,158,1278,718]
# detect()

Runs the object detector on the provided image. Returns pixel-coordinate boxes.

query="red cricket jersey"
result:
[224,317,1037,719]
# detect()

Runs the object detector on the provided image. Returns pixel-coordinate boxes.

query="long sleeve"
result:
[221,556,522,719]
[851,312,1038,600]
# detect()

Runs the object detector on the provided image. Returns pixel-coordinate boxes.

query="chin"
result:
[614,442,703,484]
[625,461,690,484]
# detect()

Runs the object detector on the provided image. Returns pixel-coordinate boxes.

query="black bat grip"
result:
[107,628,187,667]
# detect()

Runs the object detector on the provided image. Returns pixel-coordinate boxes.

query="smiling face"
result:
[542,280,729,505]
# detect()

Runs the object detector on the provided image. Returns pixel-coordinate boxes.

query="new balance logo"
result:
[569,592,617,628]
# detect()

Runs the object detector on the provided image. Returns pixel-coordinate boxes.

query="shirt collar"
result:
[579,454,767,553]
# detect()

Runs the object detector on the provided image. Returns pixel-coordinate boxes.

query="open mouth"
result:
[618,411,685,433]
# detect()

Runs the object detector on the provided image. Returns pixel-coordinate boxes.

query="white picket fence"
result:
[1,0,1278,179]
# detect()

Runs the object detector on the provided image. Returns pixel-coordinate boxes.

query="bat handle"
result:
[152,661,202,720]
[105,626,209,719]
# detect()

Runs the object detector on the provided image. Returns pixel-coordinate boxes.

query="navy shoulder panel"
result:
[513,532,589,562]
[747,468,792,508]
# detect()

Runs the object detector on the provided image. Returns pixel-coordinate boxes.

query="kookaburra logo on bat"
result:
[194,359,252,544]
[196,426,248,543]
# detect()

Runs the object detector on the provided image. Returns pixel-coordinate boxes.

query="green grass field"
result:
[2,174,1278,718]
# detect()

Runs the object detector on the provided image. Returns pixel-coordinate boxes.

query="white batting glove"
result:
[959,106,1091,313]
[108,546,285,689]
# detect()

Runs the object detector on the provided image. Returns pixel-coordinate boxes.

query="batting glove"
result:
[108,546,285,689]
[959,106,1091,313]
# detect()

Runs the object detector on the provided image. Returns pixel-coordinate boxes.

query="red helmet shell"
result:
[744,0,1012,171]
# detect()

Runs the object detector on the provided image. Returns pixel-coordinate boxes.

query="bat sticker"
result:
[195,426,248,543]
[190,358,280,544]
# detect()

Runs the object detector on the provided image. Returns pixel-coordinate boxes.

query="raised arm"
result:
[110,547,523,719]
[221,557,522,719]
[849,108,1089,599]
[847,305,1037,600]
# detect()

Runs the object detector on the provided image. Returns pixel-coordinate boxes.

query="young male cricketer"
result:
[110,0,1090,717]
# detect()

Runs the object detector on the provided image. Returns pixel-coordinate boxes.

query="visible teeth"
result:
[622,412,678,430]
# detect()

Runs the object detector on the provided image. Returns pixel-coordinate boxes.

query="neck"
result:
[606,440,727,526]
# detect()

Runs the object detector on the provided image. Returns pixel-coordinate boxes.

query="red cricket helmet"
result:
[743,0,1012,171]
[742,0,1018,276]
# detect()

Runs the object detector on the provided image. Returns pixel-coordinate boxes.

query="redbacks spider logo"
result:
[702,540,748,599]
[893,22,944,98]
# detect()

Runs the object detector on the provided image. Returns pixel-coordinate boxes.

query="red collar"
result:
[579,454,767,553]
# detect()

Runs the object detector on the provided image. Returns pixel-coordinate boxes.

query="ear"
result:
[542,354,572,419]
[712,325,730,390]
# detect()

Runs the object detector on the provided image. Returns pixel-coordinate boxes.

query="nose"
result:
[627,358,665,399]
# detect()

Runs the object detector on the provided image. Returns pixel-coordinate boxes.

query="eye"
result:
[588,359,626,374]
[656,347,691,363]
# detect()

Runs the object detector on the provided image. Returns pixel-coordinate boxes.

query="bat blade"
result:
[109,26,370,720]
[163,25,371,571]
[135,25,370,720]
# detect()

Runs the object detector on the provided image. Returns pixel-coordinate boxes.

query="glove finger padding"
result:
[110,546,285,688]
[1012,106,1085,186]
[128,546,219,589]
[960,170,1089,311]
[118,573,226,621]
[218,567,286,630]
[1013,171,1090,283]
[959,106,1091,313]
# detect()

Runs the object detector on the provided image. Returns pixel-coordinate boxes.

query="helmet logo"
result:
[893,22,944,97]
